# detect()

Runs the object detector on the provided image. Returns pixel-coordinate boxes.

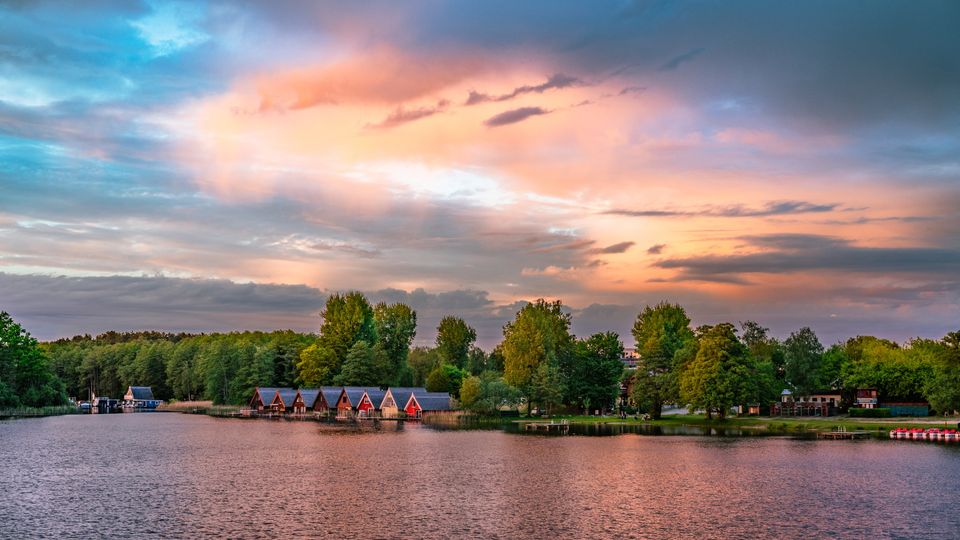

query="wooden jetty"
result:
[817,426,872,440]
[523,420,571,433]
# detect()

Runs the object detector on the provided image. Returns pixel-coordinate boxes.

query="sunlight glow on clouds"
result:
[1,1,959,343]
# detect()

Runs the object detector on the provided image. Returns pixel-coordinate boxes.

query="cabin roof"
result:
[253,387,282,404]
[273,388,297,407]
[297,389,320,408]
[319,387,341,408]
[409,392,452,411]
[362,388,386,407]
[127,386,155,400]
[381,387,426,409]
[340,387,371,406]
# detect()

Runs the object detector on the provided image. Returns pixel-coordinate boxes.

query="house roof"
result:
[340,387,368,407]
[381,387,426,410]
[273,388,297,407]
[297,389,320,408]
[127,386,155,400]
[252,387,282,406]
[409,392,452,411]
[319,387,342,409]
[362,388,386,408]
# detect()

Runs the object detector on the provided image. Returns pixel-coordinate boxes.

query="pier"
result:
[523,420,571,434]
[817,427,872,440]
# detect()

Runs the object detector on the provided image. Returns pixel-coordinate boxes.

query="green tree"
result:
[631,302,694,419]
[783,327,824,395]
[841,337,935,403]
[570,332,624,413]
[528,362,565,414]
[0,312,68,407]
[740,320,785,380]
[435,316,477,369]
[296,343,338,386]
[465,346,488,375]
[334,341,382,386]
[298,292,376,383]
[459,371,521,415]
[374,303,417,384]
[502,299,574,397]
[425,363,465,398]
[678,323,755,419]
[927,331,960,414]
[406,346,440,386]
[167,339,202,400]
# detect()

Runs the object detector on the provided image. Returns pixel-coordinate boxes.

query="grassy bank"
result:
[0,405,81,419]
[157,400,215,413]
[520,413,960,433]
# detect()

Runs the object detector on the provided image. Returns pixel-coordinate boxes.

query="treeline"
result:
[42,330,314,404]
[8,295,960,416]
[629,303,960,418]
[0,312,68,408]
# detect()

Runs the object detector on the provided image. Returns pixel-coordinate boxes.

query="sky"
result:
[1,1,959,347]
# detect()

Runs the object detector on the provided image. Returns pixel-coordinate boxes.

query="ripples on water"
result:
[1,414,958,539]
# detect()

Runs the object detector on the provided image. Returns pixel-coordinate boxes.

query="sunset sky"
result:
[2,1,959,346]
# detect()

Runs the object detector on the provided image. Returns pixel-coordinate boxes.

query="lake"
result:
[2,413,958,539]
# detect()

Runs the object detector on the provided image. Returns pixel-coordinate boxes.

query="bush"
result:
[849,407,892,418]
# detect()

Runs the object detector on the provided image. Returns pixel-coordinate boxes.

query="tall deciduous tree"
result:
[501,299,574,408]
[373,302,417,384]
[334,341,381,386]
[0,311,67,407]
[297,291,376,385]
[435,316,476,369]
[631,303,694,419]
[678,323,755,419]
[927,331,960,414]
[783,327,824,395]
[570,332,625,413]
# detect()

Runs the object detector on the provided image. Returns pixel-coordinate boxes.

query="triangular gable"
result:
[337,388,354,408]
[404,394,421,414]
[380,389,396,410]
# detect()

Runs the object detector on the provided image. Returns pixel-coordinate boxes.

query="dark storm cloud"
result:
[465,73,581,105]
[659,47,705,71]
[604,200,840,218]
[655,234,960,280]
[483,106,551,127]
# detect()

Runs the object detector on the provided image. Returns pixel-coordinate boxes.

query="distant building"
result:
[317,387,342,415]
[337,387,369,418]
[123,386,161,409]
[270,388,297,413]
[357,388,386,417]
[855,388,879,409]
[404,391,452,418]
[292,389,320,414]
[248,387,282,413]
[620,348,640,369]
[380,387,425,418]
[772,389,840,416]
[881,402,930,417]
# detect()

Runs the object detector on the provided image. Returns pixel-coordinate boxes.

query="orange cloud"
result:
[254,48,488,111]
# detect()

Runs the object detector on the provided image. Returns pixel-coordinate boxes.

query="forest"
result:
[3,294,959,417]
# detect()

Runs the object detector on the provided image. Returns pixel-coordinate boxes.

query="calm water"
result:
[2,414,959,539]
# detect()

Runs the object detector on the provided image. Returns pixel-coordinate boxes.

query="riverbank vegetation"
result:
[0,312,68,408]
[8,294,960,418]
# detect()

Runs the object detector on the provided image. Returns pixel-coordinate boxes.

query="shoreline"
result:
[517,413,960,433]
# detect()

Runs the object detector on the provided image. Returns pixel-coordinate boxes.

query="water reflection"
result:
[1,414,958,539]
